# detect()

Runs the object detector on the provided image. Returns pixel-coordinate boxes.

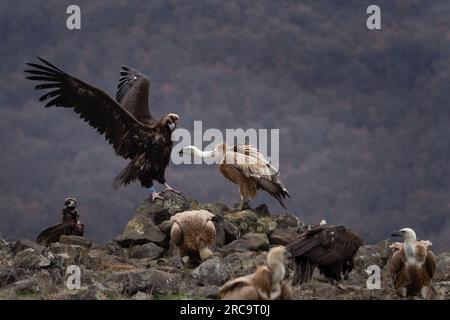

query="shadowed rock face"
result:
[0,195,449,300]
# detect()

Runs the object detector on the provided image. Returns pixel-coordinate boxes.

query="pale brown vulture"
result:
[36,197,84,245]
[286,224,363,284]
[180,143,290,210]
[170,210,216,267]
[25,58,180,201]
[219,246,293,300]
[389,227,436,299]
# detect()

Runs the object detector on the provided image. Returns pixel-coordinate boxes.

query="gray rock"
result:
[272,212,307,232]
[60,235,93,248]
[12,239,44,255]
[221,233,269,252]
[123,269,181,295]
[268,229,299,245]
[192,258,230,286]
[187,285,220,299]
[12,277,39,294]
[130,243,165,260]
[222,251,267,277]
[131,291,152,300]
[355,240,392,269]
[222,220,239,244]
[115,212,168,248]
[214,222,226,247]
[13,248,51,269]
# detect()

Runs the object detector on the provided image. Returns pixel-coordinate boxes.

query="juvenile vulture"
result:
[286,224,363,284]
[170,210,216,267]
[180,143,290,210]
[36,197,84,245]
[389,227,436,299]
[25,58,180,201]
[219,246,293,300]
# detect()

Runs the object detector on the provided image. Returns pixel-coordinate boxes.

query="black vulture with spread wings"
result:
[286,224,363,284]
[25,58,180,200]
[36,197,84,245]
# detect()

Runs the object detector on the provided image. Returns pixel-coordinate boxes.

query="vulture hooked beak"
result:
[391,230,403,237]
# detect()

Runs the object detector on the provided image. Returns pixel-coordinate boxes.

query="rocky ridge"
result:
[0,191,449,300]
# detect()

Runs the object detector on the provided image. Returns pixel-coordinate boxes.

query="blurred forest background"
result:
[0,0,449,250]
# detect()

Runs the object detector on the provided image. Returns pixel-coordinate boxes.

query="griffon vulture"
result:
[180,143,290,210]
[219,246,293,300]
[170,210,216,267]
[36,197,84,245]
[25,58,179,201]
[286,224,363,284]
[389,227,436,299]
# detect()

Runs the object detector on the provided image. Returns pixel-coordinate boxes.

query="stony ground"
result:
[0,191,449,300]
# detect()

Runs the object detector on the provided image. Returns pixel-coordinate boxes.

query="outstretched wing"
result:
[116,66,153,121]
[25,57,150,159]
[36,222,84,245]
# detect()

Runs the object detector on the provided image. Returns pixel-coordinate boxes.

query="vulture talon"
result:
[151,192,164,202]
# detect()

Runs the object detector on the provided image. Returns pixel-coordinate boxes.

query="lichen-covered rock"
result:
[222,251,267,277]
[221,232,270,252]
[115,213,168,248]
[191,258,230,286]
[271,212,307,232]
[224,211,277,236]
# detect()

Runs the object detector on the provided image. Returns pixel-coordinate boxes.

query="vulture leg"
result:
[148,186,164,201]
[164,183,181,195]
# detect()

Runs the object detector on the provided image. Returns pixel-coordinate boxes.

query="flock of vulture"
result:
[26,58,437,300]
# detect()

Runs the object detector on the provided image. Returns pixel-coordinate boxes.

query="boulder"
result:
[268,229,299,245]
[130,243,165,260]
[224,211,277,235]
[122,269,181,295]
[221,233,269,253]
[12,239,45,255]
[271,212,307,232]
[191,258,230,286]
[12,248,51,269]
[60,235,93,248]
[222,251,267,277]
[115,213,168,248]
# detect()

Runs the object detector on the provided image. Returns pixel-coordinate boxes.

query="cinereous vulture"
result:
[286,223,363,284]
[36,197,84,245]
[25,58,180,201]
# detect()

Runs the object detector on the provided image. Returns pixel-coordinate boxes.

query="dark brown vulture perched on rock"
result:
[389,228,436,299]
[36,197,84,245]
[25,58,180,201]
[286,224,363,284]
[180,143,290,210]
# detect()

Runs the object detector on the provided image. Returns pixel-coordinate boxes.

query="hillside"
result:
[0,192,448,300]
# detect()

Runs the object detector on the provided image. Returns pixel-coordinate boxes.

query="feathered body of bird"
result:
[36,197,84,245]
[25,58,179,201]
[286,224,363,284]
[389,228,436,299]
[219,246,293,300]
[170,210,216,267]
[180,143,290,210]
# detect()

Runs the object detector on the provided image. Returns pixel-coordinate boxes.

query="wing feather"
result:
[25,57,149,159]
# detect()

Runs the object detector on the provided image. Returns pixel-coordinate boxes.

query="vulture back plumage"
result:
[286,224,363,284]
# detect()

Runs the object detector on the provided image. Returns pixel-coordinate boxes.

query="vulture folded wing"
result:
[36,222,83,245]
[424,249,436,279]
[219,274,255,298]
[25,57,149,159]
[389,249,405,284]
[116,66,153,121]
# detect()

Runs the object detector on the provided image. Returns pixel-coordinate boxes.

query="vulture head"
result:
[391,227,416,242]
[267,246,292,283]
[64,197,77,211]
[163,113,180,131]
